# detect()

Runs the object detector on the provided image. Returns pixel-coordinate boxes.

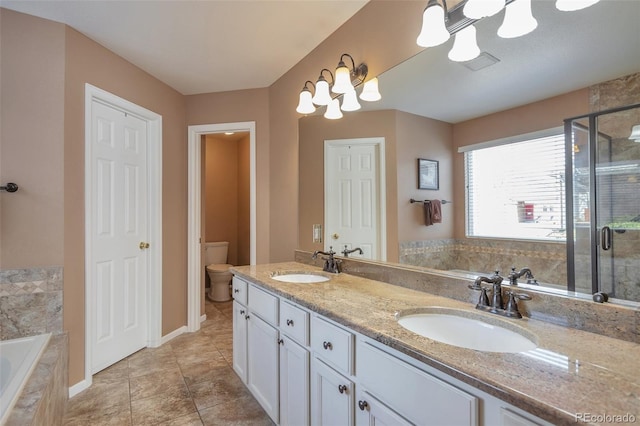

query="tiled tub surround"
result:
[398,239,567,287]
[4,333,68,425]
[0,267,63,340]
[232,261,640,426]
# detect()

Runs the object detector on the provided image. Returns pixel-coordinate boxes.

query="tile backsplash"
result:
[0,266,63,340]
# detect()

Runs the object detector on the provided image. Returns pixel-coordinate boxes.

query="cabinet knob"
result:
[286,319,294,326]
[338,384,347,394]
[278,339,284,345]
[245,315,250,320]
[240,310,245,315]
[358,400,369,411]
[234,288,240,293]
[322,341,333,350]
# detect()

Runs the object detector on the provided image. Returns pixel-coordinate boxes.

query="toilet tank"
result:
[204,241,229,265]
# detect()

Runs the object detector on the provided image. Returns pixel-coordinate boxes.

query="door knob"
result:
[332,233,339,240]
[139,242,150,250]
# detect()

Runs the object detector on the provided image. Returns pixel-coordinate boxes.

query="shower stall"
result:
[565,103,640,302]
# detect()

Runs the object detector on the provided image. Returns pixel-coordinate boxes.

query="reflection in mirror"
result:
[298,0,640,302]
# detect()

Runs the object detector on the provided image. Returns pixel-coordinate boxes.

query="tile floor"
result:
[62,300,273,425]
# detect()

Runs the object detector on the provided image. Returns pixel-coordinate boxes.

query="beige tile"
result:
[93,360,130,385]
[188,367,249,411]
[63,401,131,426]
[198,393,274,426]
[128,351,179,378]
[131,384,197,425]
[64,379,130,418]
[129,367,186,401]
[179,356,231,387]
[158,411,204,425]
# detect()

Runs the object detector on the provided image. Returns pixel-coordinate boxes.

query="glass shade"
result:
[463,0,505,19]
[340,87,361,112]
[296,88,315,114]
[416,2,450,48]
[332,62,352,94]
[312,76,332,106]
[629,124,640,142]
[324,98,343,119]
[498,0,538,38]
[556,0,599,11]
[448,25,480,62]
[359,78,381,102]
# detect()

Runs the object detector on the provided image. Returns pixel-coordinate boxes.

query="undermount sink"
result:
[270,272,330,283]
[395,307,538,353]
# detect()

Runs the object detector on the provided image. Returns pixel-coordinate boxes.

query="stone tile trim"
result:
[0,267,63,296]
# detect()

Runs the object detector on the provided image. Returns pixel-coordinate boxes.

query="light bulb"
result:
[340,87,361,112]
[498,0,538,39]
[448,25,480,62]
[332,61,352,94]
[416,1,450,48]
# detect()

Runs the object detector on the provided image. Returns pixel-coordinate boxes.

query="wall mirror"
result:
[298,0,640,302]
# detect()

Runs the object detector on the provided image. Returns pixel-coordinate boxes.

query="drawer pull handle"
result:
[234,289,240,293]
[278,339,284,345]
[338,384,347,394]
[286,319,294,326]
[358,400,368,411]
[245,315,250,320]
[240,310,245,315]
[323,341,333,350]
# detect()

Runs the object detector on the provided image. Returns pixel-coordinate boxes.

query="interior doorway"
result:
[187,122,256,332]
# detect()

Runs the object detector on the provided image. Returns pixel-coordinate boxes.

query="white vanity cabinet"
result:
[231,275,552,426]
[279,301,311,426]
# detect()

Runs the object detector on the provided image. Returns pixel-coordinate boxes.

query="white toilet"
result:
[204,241,233,302]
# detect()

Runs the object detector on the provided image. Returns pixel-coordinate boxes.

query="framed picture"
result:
[418,158,439,190]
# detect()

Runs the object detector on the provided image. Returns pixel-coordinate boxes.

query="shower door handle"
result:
[601,226,612,251]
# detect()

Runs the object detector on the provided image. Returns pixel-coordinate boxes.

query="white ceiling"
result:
[0,0,369,95]
[2,0,639,123]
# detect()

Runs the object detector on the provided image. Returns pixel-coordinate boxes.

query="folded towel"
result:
[430,199,442,223]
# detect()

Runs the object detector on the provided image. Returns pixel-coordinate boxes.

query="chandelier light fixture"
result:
[296,53,381,120]
[417,0,600,61]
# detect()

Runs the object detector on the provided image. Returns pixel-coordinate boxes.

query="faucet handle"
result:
[504,291,531,318]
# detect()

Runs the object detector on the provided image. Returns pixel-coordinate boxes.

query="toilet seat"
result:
[206,264,233,273]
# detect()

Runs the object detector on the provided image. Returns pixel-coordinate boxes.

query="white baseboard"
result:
[160,325,187,345]
[68,378,91,398]
[200,314,207,323]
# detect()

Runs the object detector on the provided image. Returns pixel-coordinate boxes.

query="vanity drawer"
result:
[232,276,248,306]
[311,316,354,375]
[357,340,478,426]
[248,284,278,325]
[280,301,310,346]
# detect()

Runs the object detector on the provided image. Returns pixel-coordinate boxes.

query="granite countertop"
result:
[231,262,640,426]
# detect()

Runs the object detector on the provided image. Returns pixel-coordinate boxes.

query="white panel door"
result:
[325,139,383,260]
[280,335,310,426]
[311,358,354,426]
[91,101,148,373]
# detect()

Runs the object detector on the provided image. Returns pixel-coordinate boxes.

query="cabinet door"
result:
[280,335,310,426]
[311,358,354,426]
[356,390,412,426]
[232,300,248,382]
[248,313,280,423]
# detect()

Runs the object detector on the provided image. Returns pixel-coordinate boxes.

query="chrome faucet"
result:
[341,245,363,257]
[312,247,341,273]
[468,271,531,318]
[507,267,535,286]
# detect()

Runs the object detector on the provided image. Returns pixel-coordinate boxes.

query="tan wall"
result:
[298,110,399,261]
[396,111,454,242]
[186,89,270,264]
[270,1,426,263]
[0,9,65,268]
[451,88,591,238]
[204,133,250,266]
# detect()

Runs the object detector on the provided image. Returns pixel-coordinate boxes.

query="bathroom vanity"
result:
[230,262,639,426]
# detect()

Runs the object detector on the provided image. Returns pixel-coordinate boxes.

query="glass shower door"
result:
[567,103,640,302]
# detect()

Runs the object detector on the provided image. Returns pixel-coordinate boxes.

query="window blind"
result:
[465,132,566,241]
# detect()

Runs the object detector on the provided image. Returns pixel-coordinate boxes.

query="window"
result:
[463,130,566,241]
